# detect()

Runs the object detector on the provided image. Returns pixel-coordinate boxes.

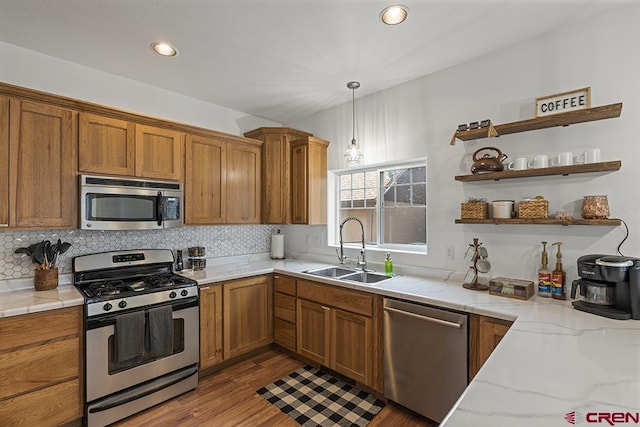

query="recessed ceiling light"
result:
[151,42,178,57]
[379,4,409,25]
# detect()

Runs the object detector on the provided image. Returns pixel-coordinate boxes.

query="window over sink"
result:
[330,159,427,254]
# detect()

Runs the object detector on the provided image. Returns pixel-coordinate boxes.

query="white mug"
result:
[576,148,601,164]
[508,157,528,171]
[552,152,573,166]
[528,154,549,169]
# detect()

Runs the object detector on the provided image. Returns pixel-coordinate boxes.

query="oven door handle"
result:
[88,364,198,414]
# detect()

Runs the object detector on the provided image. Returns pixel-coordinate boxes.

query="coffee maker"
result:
[571,254,640,320]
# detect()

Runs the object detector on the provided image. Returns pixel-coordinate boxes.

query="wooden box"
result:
[489,277,534,300]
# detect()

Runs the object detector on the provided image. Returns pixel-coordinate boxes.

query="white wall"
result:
[288,4,640,283]
[0,41,280,135]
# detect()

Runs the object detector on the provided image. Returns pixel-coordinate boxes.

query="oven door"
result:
[85,298,199,402]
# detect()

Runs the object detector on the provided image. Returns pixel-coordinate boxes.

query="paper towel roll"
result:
[271,233,285,259]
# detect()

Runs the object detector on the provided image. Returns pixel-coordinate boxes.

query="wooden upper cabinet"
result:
[291,136,330,224]
[244,127,312,224]
[135,124,183,180]
[9,99,77,229]
[0,96,8,227]
[226,141,261,223]
[79,113,135,176]
[185,134,226,224]
[78,113,183,181]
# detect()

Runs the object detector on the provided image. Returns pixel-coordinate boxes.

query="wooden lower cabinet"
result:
[296,280,382,391]
[223,275,273,360]
[468,314,513,380]
[273,274,297,351]
[0,306,82,426]
[199,284,224,369]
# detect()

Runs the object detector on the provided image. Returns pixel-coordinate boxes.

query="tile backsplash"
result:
[0,225,279,280]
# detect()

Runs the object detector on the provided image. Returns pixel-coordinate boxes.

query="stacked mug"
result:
[507,148,601,170]
[187,246,206,270]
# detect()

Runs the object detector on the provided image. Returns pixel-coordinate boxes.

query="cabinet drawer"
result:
[275,306,296,324]
[275,292,296,310]
[274,318,296,350]
[0,307,80,352]
[0,378,81,426]
[297,280,373,317]
[0,337,79,400]
[274,275,296,296]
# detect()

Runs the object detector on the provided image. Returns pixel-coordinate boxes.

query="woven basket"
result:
[461,202,489,219]
[518,199,549,219]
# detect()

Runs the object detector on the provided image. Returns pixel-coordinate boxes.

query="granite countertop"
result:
[2,256,639,426]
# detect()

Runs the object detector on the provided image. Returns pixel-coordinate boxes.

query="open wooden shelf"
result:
[455,218,621,226]
[454,103,622,142]
[455,160,621,182]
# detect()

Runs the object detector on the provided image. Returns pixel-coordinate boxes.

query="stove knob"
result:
[118,300,127,309]
[169,291,177,299]
[180,289,188,297]
[103,302,113,312]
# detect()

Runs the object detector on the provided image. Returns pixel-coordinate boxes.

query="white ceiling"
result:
[0,0,630,124]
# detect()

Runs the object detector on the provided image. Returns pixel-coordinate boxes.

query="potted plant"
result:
[14,239,72,291]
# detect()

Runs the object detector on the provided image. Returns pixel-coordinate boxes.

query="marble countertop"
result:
[2,255,639,426]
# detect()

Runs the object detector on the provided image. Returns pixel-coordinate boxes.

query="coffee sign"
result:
[535,87,591,117]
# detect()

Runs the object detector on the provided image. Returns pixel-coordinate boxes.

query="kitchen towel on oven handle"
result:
[148,305,174,357]
[116,311,145,362]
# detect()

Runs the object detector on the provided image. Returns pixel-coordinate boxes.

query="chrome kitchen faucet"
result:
[337,217,367,271]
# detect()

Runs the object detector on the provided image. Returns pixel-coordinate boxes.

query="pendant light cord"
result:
[351,85,356,143]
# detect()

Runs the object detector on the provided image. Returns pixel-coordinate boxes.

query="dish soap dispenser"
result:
[538,241,551,297]
[385,252,394,276]
[551,242,566,300]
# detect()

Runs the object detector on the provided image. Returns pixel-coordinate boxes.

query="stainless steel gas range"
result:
[73,249,199,427]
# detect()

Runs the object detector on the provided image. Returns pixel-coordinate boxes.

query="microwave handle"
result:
[157,192,163,226]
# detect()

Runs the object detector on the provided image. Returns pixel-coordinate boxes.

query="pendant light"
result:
[344,81,364,166]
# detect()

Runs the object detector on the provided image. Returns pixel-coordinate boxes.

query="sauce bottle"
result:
[538,241,551,297]
[551,242,566,300]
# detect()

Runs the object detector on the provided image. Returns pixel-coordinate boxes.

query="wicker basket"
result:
[461,202,489,219]
[518,199,549,219]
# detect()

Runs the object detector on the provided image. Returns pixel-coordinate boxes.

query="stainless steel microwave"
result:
[80,175,183,230]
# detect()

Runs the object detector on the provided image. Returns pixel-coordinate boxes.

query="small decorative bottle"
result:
[385,252,393,276]
[538,242,551,298]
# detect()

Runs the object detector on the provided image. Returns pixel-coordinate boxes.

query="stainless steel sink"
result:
[341,271,391,284]
[304,266,357,278]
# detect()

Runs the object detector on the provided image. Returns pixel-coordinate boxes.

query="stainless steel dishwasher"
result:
[383,297,468,423]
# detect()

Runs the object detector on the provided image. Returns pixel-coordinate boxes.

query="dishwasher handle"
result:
[384,306,463,329]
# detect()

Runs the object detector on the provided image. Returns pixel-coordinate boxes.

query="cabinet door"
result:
[331,308,372,386]
[306,137,329,225]
[135,124,183,180]
[9,99,77,228]
[199,285,224,369]
[185,134,226,224]
[262,134,290,224]
[0,96,8,227]
[223,276,273,360]
[469,314,513,380]
[296,299,330,366]
[290,143,308,224]
[79,113,135,176]
[226,142,261,223]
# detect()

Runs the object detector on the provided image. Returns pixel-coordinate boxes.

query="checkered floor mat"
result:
[256,365,385,427]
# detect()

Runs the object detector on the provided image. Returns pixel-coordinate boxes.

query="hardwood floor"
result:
[115,348,433,426]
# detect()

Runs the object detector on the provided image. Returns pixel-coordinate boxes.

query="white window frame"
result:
[328,158,427,255]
